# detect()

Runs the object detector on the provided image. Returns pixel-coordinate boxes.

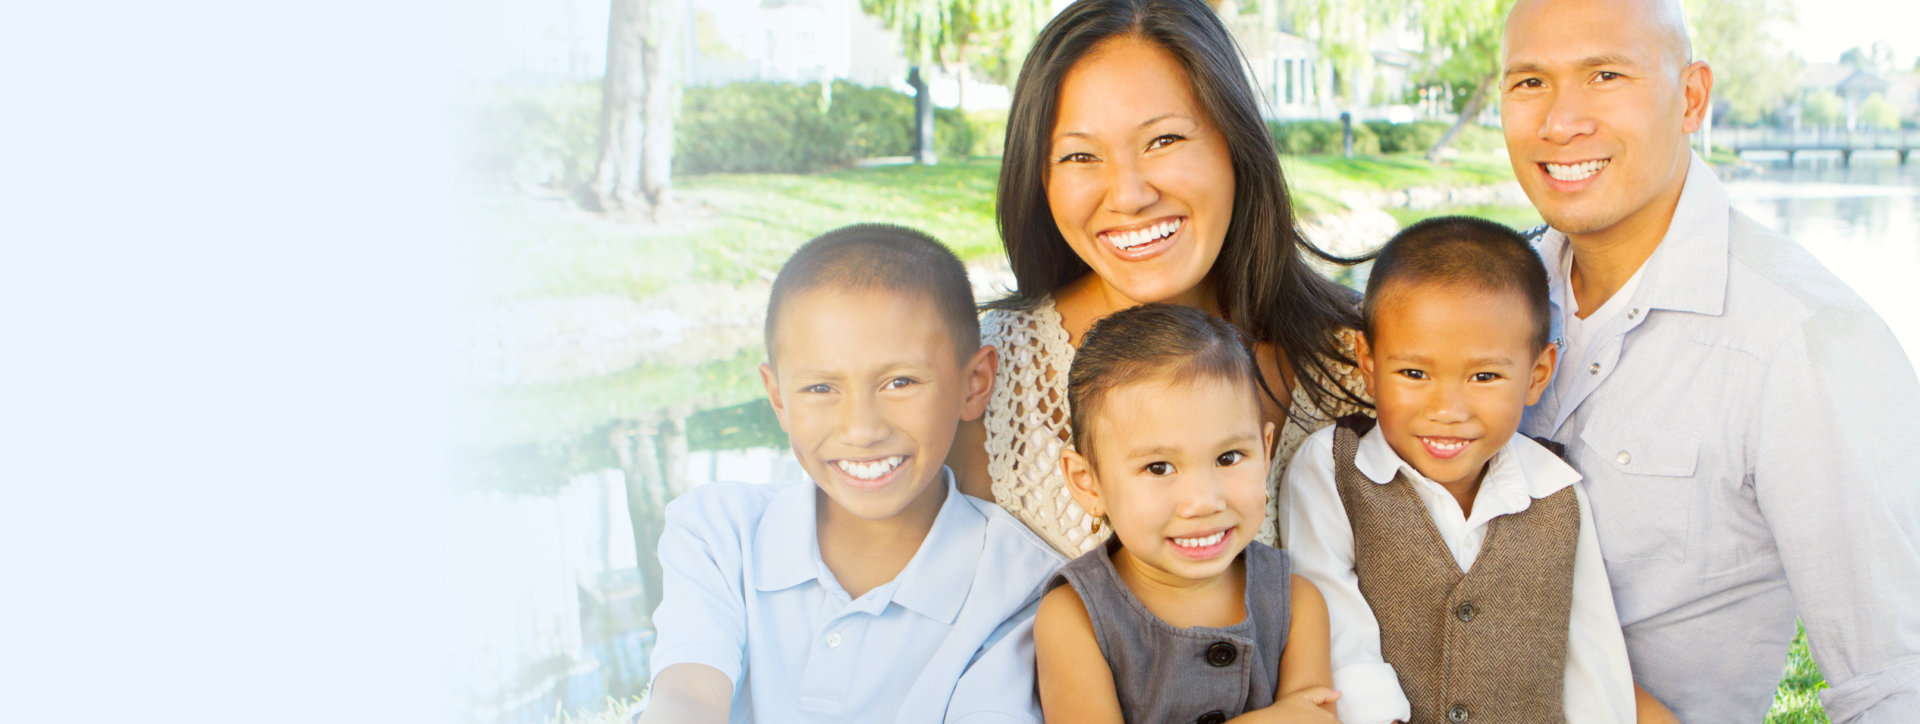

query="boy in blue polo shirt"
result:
[638,224,1065,723]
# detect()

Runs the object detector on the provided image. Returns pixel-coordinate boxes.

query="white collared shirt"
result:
[1525,153,1920,724]
[648,469,1064,723]
[1281,425,1635,724]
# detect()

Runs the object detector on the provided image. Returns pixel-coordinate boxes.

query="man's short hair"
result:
[1362,216,1552,353]
[764,223,980,364]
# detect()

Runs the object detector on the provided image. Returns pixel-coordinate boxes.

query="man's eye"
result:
[1145,461,1173,476]
[1596,71,1622,82]
[1147,134,1185,151]
[1510,77,1543,90]
[1217,450,1245,466]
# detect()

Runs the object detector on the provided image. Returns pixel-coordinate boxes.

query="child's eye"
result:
[883,377,917,390]
[1145,461,1173,476]
[801,383,832,394]
[1397,369,1428,381]
[1216,450,1245,466]
[1471,372,1502,382]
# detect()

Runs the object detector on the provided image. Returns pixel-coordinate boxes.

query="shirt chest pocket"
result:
[1578,424,1700,564]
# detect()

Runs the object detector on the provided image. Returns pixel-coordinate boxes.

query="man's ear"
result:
[1681,60,1714,134]
[1526,342,1558,406]
[1060,447,1104,520]
[960,344,997,422]
[1354,332,1378,399]
[759,362,790,432]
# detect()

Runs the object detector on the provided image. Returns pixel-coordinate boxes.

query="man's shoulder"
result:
[1723,209,1878,325]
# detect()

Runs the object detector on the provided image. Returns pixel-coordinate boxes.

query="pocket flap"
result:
[1580,424,1699,478]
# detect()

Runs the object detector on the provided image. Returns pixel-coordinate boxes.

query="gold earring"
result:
[1090,517,1102,534]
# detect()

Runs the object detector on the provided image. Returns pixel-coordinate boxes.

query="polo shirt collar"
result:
[1354,424,1581,517]
[747,468,983,624]
[1536,152,1728,318]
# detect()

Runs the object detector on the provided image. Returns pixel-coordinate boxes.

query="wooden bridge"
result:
[1721,127,1917,164]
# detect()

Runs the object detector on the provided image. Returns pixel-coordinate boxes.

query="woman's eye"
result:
[1216,450,1245,466]
[1147,134,1185,151]
[1054,151,1096,164]
[1145,461,1172,476]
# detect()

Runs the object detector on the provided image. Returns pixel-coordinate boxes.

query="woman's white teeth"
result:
[836,456,903,480]
[1172,531,1226,548]
[1546,159,1608,181]
[1108,218,1181,251]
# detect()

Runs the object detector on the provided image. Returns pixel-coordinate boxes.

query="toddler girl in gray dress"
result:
[1033,304,1341,723]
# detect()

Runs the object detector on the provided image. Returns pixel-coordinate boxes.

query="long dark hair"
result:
[990,0,1369,414]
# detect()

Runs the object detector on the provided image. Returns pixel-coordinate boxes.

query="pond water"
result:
[454,154,1919,723]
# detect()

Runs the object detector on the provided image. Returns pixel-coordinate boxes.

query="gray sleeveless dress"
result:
[1049,539,1293,724]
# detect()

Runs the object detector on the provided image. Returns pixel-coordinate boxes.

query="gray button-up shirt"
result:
[1522,154,1920,724]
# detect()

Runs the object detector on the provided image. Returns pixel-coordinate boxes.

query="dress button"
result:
[1589,362,1601,375]
[1448,704,1470,723]
[1197,710,1227,724]
[1205,641,1237,667]
[1616,450,1632,465]
[1456,602,1478,622]
[825,632,842,648]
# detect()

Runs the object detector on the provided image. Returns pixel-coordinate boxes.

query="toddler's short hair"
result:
[764,223,980,363]
[1362,216,1552,353]
[1067,304,1263,458]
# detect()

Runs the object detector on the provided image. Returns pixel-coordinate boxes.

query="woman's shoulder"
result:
[981,297,1072,379]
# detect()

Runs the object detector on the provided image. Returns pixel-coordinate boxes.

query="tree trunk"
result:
[611,406,694,640]
[1425,75,1494,163]
[908,66,937,165]
[589,0,644,211]
[638,0,677,217]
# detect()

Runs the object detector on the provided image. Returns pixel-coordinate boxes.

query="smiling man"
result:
[1500,0,1920,721]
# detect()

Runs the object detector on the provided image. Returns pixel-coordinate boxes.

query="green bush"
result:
[1267,119,1379,156]
[676,80,972,175]
[462,82,602,191]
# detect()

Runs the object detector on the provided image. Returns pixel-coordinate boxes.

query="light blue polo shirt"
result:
[648,469,1064,723]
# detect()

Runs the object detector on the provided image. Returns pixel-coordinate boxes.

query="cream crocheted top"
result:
[980,298,1372,557]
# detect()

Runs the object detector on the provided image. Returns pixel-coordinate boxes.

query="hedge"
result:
[676,80,973,174]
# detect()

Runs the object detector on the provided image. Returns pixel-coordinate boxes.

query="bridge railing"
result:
[1720,126,1916,150]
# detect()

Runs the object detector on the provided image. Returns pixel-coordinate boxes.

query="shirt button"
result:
[825,632,842,648]
[1197,711,1227,724]
[1589,363,1601,375]
[1628,308,1640,320]
[1616,450,1632,465]
[1205,641,1237,667]
[1456,602,1478,622]
[1448,705,1471,723]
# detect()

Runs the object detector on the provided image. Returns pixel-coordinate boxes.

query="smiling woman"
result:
[950,0,1375,558]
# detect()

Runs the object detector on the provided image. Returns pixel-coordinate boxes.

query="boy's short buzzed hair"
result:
[764,223,981,363]
[1363,216,1552,353]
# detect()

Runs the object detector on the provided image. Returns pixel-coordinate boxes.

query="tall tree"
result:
[1289,0,1387,109]
[589,0,680,215]
[1685,0,1796,126]
[1405,0,1511,162]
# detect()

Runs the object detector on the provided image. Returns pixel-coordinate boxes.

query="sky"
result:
[1788,0,1920,68]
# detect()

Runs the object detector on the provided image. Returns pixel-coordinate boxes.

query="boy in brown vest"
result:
[1280,216,1655,724]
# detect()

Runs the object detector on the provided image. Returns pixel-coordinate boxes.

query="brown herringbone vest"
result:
[1331,415,1577,724]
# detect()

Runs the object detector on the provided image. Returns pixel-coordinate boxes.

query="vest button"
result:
[1456,602,1478,622]
[1205,641,1237,667]
[1448,705,1470,723]
[1196,711,1226,724]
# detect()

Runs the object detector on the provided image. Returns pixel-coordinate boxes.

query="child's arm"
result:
[1228,575,1341,723]
[1280,431,1411,724]
[635,664,731,724]
[1562,484,1642,724]
[1035,584,1125,723]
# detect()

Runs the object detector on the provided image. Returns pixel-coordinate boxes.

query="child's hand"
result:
[1229,686,1341,723]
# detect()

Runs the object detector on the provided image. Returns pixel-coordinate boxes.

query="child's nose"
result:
[1425,383,1470,422]
[837,394,889,446]
[1178,472,1230,516]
